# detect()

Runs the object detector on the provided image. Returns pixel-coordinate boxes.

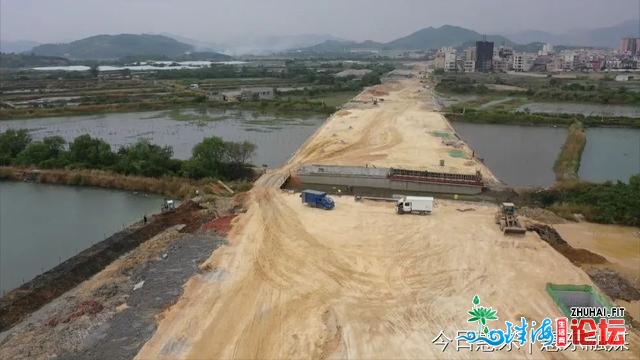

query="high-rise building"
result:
[619,38,639,55]
[475,41,494,72]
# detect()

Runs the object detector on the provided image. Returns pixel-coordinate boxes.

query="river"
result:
[0,182,162,295]
[0,108,325,167]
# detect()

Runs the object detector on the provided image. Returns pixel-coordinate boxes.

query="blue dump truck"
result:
[301,190,335,210]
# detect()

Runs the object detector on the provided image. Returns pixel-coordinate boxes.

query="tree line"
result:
[446,108,640,128]
[528,175,640,226]
[0,129,256,180]
[154,62,394,90]
[435,75,640,105]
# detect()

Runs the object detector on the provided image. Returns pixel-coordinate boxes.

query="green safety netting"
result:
[545,283,619,320]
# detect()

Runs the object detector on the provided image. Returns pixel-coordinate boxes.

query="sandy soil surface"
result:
[137,67,640,359]
[555,223,640,282]
[137,192,639,359]
[556,223,640,321]
[283,75,497,183]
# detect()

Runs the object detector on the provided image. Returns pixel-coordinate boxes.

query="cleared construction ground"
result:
[136,65,640,359]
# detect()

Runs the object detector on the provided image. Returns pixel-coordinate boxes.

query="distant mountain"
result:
[386,25,513,50]
[175,51,233,61]
[159,33,223,52]
[255,34,343,52]
[31,34,194,60]
[162,33,343,55]
[0,53,70,68]
[299,25,513,52]
[224,34,345,55]
[512,42,545,53]
[507,19,639,48]
[506,30,557,45]
[0,40,40,53]
[568,19,639,48]
[303,39,384,52]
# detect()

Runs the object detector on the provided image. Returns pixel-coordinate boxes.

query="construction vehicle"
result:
[301,190,335,210]
[161,199,176,213]
[396,196,433,215]
[495,202,526,234]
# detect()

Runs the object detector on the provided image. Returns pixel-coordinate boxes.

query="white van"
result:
[396,196,433,215]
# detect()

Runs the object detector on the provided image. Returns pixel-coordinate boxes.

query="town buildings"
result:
[433,37,639,74]
[434,47,458,72]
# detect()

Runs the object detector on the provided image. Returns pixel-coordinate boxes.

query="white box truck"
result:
[396,196,433,215]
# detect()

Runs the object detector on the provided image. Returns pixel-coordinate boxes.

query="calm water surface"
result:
[452,123,567,186]
[0,108,325,167]
[453,122,640,186]
[579,128,640,183]
[0,182,162,294]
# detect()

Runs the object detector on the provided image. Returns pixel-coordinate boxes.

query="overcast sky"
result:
[1,0,638,43]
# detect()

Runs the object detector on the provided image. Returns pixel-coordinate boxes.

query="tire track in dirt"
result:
[136,72,640,360]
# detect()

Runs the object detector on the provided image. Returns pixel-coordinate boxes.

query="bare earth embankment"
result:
[135,66,640,359]
[0,196,239,359]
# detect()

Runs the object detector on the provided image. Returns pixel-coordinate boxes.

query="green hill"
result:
[31,34,194,60]
[301,25,515,52]
[303,39,384,52]
[386,25,513,49]
[0,53,71,68]
[175,51,233,61]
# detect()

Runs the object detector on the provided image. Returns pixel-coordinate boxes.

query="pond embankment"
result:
[553,121,587,183]
[0,200,207,331]
[0,167,228,199]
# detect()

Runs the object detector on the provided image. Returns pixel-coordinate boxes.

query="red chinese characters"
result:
[569,318,626,346]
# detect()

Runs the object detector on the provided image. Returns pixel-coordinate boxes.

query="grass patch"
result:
[526,175,640,226]
[490,98,528,111]
[548,202,599,221]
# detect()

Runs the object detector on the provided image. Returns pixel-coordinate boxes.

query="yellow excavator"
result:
[495,203,526,235]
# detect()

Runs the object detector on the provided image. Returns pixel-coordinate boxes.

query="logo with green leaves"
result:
[467,295,499,335]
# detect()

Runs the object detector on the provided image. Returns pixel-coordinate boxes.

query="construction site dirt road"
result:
[136,65,640,359]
